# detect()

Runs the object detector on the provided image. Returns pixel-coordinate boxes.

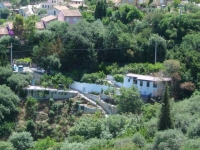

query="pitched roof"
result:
[2,1,12,7]
[53,5,69,10]
[41,15,57,22]
[0,27,8,35]
[35,22,45,30]
[61,9,82,17]
[126,73,171,82]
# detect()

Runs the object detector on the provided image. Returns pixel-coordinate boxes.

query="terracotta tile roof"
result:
[61,9,82,17]
[35,22,45,30]
[0,27,8,35]
[41,15,57,22]
[53,5,69,10]
[2,1,12,7]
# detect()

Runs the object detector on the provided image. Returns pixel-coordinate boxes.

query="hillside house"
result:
[41,0,64,8]
[115,73,171,98]
[58,9,82,24]
[47,5,68,16]
[0,1,12,9]
[40,15,57,27]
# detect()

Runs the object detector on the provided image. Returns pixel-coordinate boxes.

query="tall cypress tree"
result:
[158,84,174,131]
[94,1,101,19]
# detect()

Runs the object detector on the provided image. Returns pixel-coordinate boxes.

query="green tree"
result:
[30,136,58,150]
[158,84,174,131]
[46,21,68,38]
[7,73,32,94]
[37,8,47,15]
[0,65,13,84]
[0,141,15,150]
[25,97,38,120]
[114,86,143,114]
[153,129,185,150]
[13,14,24,40]
[148,34,166,64]
[24,15,38,42]
[0,8,10,19]
[0,85,20,122]
[9,131,34,150]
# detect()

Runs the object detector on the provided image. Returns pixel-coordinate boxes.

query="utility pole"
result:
[10,43,12,65]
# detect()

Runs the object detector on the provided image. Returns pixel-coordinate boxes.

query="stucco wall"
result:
[58,11,64,21]
[70,81,110,93]
[78,104,100,113]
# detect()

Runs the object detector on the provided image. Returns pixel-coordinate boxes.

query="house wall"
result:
[122,76,165,97]
[47,8,62,16]
[64,16,81,24]
[26,88,78,100]
[70,81,110,93]
[70,0,84,4]
[57,11,65,21]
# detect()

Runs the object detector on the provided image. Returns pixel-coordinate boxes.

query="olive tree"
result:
[9,131,34,150]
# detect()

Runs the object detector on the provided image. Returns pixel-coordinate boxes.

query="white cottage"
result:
[122,73,171,98]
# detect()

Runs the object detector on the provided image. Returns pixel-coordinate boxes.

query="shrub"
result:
[187,119,200,139]
[0,141,15,150]
[132,132,146,148]
[60,141,86,150]
[9,131,34,150]
[68,135,85,143]
[153,129,185,150]
[114,74,124,83]
[81,71,106,83]
[181,138,200,150]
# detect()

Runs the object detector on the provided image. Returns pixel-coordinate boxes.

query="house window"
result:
[66,17,69,22]
[54,11,56,15]
[140,80,143,86]
[133,78,137,84]
[122,0,126,3]
[73,17,78,22]
[153,81,157,88]
[147,81,150,87]
[52,0,53,2]
[129,0,133,2]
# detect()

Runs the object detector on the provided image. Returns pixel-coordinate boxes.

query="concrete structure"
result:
[0,1,12,9]
[47,5,68,16]
[70,81,111,93]
[58,9,81,24]
[40,15,57,27]
[78,104,101,113]
[19,5,34,17]
[26,86,78,100]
